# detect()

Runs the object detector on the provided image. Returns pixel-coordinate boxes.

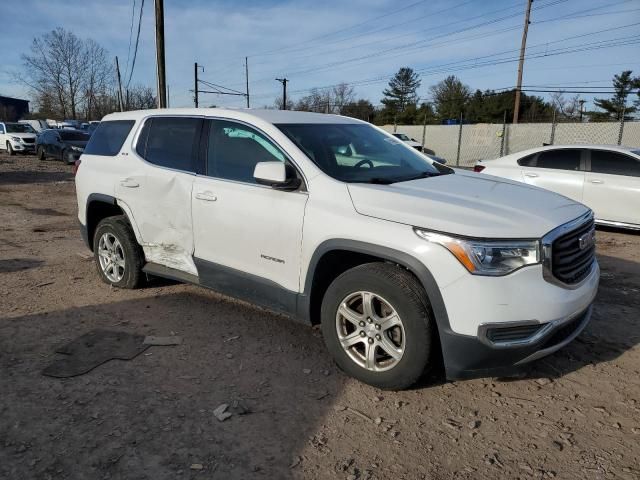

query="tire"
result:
[37,146,46,161]
[321,262,435,390]
[92,215,145,289]
[61,149,73,164]
[7,142,15,156]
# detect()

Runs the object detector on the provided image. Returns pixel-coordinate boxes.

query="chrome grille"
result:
[22,138,35,144]
[550,217,595,285]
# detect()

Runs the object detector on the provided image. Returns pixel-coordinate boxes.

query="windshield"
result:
[60,131,90,141]
[277,123,452,184]
[6,123,35,133]
[393,133,410,141]
[632,149,640,156]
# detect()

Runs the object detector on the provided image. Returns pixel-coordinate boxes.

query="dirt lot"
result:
[0,153,639,480]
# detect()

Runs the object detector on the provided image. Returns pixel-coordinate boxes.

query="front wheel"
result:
[321,263,435,390]
[7,142,15,155]
[93,215,145,289]
[37,146,46,160]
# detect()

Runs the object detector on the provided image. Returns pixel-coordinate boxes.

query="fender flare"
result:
[301,239,455,338]
[85,193,144,246]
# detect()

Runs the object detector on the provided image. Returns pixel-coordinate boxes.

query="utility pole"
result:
[276,78,288,110]
[154,0,167,108]
[245,57,250,108]
[513,0,532,124]
[115,56,125,112]
[578,99,586,122]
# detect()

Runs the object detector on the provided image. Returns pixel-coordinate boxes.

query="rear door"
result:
[583,149,640,226]
[520,148,586,201]
[116,116,203,275]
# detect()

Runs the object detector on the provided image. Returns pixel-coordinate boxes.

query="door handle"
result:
[590,179,603,184]
[120,178,139,188]
[524,172,538,178]
[195,191,217,202]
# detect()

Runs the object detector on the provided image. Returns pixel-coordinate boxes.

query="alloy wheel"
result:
[335,291,405,372]
[97,232,126,283]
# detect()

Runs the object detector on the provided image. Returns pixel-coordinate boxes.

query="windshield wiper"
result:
[366,177,396,184]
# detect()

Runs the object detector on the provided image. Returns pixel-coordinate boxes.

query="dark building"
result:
[0,95,30,122]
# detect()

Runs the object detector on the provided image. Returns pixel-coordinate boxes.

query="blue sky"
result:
[1,0,639,111]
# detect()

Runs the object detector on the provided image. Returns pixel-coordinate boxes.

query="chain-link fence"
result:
[384,117,640,167]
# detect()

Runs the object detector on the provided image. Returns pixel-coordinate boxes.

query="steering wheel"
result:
[354,159,373,168]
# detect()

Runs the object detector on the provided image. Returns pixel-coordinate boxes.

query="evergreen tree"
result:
[380,67,421,123]
[429,75,471,122]
[591,70,638,121]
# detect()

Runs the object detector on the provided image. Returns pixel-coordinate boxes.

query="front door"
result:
[583,149,640,226]
[192,119,308,307]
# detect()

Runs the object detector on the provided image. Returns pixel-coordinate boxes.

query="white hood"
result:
[347,170,589,238]
[8,132,37,140]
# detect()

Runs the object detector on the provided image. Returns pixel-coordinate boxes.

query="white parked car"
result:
[75,109,599,389]
[392,133,424,151]
[474,145,640,230]
[0,121,37,154]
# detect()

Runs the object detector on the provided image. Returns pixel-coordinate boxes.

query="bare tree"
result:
[20,28,114,120]
[550,91,582,121]
[332,83,355,114]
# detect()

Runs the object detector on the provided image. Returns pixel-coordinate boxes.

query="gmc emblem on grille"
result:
[578,228,596,250]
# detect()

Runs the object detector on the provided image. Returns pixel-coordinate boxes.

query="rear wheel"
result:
[321,263,435,390]
[93,216,145,289]
[37,146,46,160]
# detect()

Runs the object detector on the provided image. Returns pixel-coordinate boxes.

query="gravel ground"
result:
[0,153,639,480]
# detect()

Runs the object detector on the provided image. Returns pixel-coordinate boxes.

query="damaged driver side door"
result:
[117,116,203,275]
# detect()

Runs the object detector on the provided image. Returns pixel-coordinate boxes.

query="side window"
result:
[535,150,581,171]
[517,153,537,167]
[0,124,5,134]
[590,150,640,177]
[136,117,201,172]
[84,120,135,156]
[207,120,286,183]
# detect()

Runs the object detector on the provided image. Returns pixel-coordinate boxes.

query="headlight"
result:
[415,229,540,276]
[70,146,84,152]
[10,136,22,142]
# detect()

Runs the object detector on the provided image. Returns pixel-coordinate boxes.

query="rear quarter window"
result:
[84,120,135,156]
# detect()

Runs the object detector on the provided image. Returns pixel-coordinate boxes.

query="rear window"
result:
[84,120,135,156]
[135,117,201,172]
[517,153,537,167]
[60,131,90,141]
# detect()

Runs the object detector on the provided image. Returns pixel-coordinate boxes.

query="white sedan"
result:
[474,145,640,230]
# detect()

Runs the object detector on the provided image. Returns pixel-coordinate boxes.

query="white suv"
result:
[0,121,37,154]
[75,109,599,389]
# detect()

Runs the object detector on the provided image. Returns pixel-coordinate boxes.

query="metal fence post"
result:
[549,109,557,145]
[499,110,507,157]
[456,112,463,166]
[618,107,626,145]
[421,111,427,150]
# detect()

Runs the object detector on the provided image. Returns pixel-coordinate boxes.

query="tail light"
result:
[473,165,485,173]
[72,159,81,175]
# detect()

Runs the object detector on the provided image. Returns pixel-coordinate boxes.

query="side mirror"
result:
[254,162,301,190]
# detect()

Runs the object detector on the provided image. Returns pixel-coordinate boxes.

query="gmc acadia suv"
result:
[75,109,599,390]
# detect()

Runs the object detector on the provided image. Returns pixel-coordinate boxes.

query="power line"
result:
[248,33,639,100]
[123,0,136,81]
[245,0,570,86]
[252,0,431,57]
[126,0,145,89]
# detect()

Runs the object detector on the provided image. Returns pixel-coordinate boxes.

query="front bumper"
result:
[441,304,593,379]
[11,142,35,152]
